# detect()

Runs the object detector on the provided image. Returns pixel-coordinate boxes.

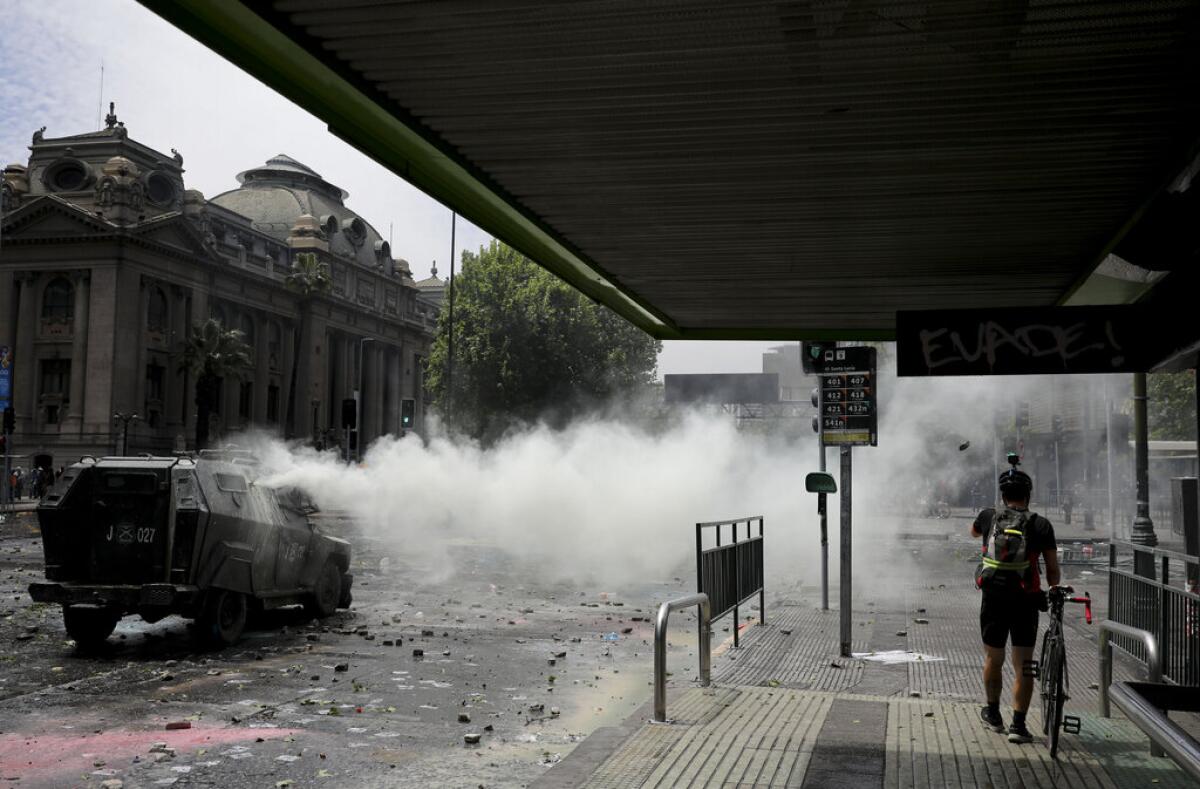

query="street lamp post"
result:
[1130,372,1157,578]
[356,337,374,463]
[113,412,140,456]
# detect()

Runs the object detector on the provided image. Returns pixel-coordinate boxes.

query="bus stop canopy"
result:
[141,1,1200,351]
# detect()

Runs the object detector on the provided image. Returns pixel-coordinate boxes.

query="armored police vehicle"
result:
[29,451,352,648]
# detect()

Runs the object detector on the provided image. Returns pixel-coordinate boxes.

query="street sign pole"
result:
[818,383,828,611]
[839,444,852,658]
[808,345,875,658]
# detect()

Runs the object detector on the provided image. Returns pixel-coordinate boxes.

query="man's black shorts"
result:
[980,591,1040,648]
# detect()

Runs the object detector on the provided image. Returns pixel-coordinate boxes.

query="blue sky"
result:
[0,0,780,376]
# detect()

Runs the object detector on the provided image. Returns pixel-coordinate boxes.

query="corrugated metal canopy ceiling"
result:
[152,0,1200,338]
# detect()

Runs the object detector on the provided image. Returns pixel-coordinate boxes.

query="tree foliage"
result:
[179,318,253,450]
[426,241,661,440]
[283,252,332,439]
[1148,370,1197,441]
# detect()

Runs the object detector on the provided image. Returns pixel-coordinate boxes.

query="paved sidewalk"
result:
[540,567,1197,788]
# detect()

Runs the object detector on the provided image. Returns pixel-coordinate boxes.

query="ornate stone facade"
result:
[0,114,434,464]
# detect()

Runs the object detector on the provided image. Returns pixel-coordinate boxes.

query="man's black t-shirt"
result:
[974,507,1057,594]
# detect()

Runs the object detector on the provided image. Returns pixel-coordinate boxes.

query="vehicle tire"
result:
[305,562,341,619]
[64,605,119,648]
[337,574,353,609]
[196,589,247,648]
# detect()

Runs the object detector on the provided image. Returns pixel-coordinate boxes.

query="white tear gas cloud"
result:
[242,350,1085,592]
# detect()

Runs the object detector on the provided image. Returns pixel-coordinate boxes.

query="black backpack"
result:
[975,508,1033,591]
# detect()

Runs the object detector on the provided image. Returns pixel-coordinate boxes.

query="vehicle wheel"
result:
[337,574,353,609]
[196,589,247,648]
[64,605,119,648]
[305,562,341,619]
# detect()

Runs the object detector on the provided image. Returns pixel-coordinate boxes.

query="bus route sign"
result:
[818,346,877,447]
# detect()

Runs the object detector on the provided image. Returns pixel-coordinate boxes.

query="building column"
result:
[62,270,90,433]
[280,314,296,438]
[370,343,385,442]
[182,294,198,448]
[340,330,352,441]
[166,286,187,442]
[131,279,151,451]
[83,267,117,440]
[253,312,269,423]
[13,272,39,435]
[386,346,400,433]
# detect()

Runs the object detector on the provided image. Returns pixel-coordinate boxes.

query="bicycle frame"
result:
[1033,587,1092,758]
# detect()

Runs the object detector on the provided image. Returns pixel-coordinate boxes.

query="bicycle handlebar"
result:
[1048,586,1092,624]
[1069,593,1092,625]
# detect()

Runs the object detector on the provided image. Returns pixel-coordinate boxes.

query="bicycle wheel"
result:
[1038,632,1057,735]
[1039,634,1067,759]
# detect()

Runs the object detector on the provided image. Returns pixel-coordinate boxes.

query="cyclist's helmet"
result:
[998,455,1033,498]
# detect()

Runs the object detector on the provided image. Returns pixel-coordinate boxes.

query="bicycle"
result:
[1028,585,1092,758]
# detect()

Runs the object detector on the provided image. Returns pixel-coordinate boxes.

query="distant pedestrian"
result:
[972,453,1061,744]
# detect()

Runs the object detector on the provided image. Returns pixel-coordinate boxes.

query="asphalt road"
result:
[0,511,703,789]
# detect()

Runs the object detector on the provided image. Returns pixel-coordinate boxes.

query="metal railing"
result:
[1097,619,1164,757]
[1109,682,1200,779]
[653,593,712,723]
[1107,542,1200,688]
[696,516,764,648]
[1097,620,1162,715]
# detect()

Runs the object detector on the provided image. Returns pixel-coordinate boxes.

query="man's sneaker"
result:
[1007,721,1034,743]
[980,706,1005,733]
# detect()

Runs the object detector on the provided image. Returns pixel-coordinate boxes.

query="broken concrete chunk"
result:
[458,713,471,723]
[464,733,482,744]
[334,663,349,673]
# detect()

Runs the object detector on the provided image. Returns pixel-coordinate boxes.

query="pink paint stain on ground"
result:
[0,724,298,784]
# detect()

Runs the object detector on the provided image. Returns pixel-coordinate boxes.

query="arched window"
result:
[147,286,168,332]
[239,313,255,345]
[42,277,74,321]
[268,321,282,369]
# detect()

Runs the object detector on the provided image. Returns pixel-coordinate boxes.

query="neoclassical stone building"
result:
[0,111,434,466]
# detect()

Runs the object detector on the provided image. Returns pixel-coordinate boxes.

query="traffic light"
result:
[1016,401,1030,428]
[1051,414,1064,437]
[2,406,13,434]
[400,399,415,429]
[341,398,356,429]
[0,435,6,453]
[810,387,820,434]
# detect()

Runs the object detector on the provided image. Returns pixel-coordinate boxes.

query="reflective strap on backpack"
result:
[981,556,1030,572]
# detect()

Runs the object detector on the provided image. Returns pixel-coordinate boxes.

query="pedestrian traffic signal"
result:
[400,399,415,429]
[341,398,356,429]
[2,406,13,434]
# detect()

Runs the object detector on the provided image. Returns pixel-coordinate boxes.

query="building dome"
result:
[210,154,389,270]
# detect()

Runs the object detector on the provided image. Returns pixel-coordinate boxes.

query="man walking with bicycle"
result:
[971,454,1061,743]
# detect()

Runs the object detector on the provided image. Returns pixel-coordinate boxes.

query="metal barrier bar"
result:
[654,592,712,723]
[1098,619,1164,756]
[1110,682,1200,781]
[696,516,764,649]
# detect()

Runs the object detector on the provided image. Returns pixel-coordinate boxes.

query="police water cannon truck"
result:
[28,450,352,648]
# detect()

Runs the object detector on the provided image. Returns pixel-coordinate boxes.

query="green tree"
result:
[1148,369,1197,440]
[179,318,253,450]
[426,241,661,440]
[283,252,332,439]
